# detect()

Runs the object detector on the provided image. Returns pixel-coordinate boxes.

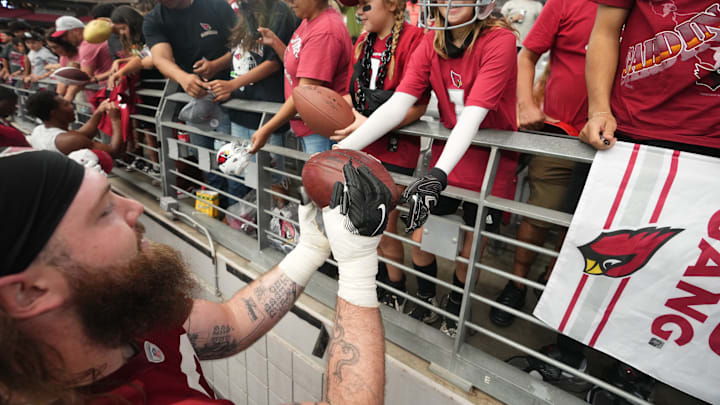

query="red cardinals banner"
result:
[534,142,720,403]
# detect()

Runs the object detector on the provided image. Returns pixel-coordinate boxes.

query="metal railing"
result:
[6,76,700,405]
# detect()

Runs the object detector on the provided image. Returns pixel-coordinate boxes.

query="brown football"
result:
[53,67,90,86]
[293,85,355,138]
[301,149,399,208]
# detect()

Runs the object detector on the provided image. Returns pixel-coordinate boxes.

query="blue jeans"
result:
[300,133,334,155]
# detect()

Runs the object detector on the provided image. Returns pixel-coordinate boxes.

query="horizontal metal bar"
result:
[485,195,573,227]
[135,127,157,137]
[136,103,158,110]
[169,169,253,208]
[141,79,168,84]
[462,321,652,405]
[262,188,301,205]
[135,142,160,153]
[136,88,164,98]
[160,120,234,143]
[171,185,258,229]
[129,113,155,124]
[378,256,464,295]
[172,155,254,188]
[113,159,159,181]
[381,230,420,247]
[262,209,300,227]
[480,230,560,258]
[263,166,302,181]
[376,280,460,322]
[467,290,553,330]
[475,262,546,291]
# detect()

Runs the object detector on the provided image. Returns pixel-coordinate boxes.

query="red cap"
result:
[90,149,114,174]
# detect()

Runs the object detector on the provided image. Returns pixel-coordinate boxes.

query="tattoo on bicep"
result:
[254,274,298,319]
[191,323,245,359]
[244,297,259,322]
[327,312,360,382]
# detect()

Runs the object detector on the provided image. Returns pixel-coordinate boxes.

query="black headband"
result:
[0,150,85,276]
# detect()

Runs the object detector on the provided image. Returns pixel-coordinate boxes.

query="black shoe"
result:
[586,361,655,404]
[378,276,407,312]
[440,293,462,337]
[489,281,526,327]
[409,293,440,324]
[507,344,591,393]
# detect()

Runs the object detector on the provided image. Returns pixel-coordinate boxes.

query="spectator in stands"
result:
[501,0,543,51]
[1,37,28,82]
[0,87,29,147]
[0,150,387,405]
[331,0,428,312]
[490,0,597,328]
[0,21,31,81]
[22,31,59,86]
[25,90,123,157]
[50,16,113,103]
[580,1,720,157]
[248,0,353,156]
[45,32,80,98]
[143,0,236,204]
[207,0,298,199]
[338,0,519,337]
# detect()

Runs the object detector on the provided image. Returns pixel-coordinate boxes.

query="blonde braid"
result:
[355,34,369,61]
[387,9,404,81]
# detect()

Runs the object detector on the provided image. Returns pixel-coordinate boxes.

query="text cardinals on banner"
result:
[534,142,720,404]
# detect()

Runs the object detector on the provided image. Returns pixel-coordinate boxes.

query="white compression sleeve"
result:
[433,106,489,175]
[338,92,418,151]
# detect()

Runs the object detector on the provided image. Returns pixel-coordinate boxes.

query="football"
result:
[301,149,400,208]
[52,67,90,86]
[293,85,355,138]
[543,120,579,137]
[84,19,112,44]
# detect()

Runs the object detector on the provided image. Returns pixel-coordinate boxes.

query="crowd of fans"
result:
[0,0,718,403]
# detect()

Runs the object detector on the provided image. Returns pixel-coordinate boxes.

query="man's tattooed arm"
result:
[324,298,385,405]
[184,266,304,360]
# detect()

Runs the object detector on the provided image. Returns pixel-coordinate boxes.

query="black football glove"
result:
[329,160,392,237]
[400,167,447,232]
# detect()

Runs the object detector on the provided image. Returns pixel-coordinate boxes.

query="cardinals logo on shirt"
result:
[578,226,683,278]
[199,23,218,38]
[144,341,165,363]
[450,70,462,88]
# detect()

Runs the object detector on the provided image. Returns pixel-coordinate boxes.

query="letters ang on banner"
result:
[533,141,720,404]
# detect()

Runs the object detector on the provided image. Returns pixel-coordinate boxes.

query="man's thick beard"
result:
[63,241,197,349]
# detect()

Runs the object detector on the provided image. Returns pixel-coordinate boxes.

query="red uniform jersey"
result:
[84,326,231,404]
[593,0,720,149]
[397,29,518,195]
[523,0,597,131]
[349,23,429,169]
[284,8,353,138]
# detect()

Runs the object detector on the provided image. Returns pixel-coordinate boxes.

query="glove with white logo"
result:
[400,167,447,232]
[328,161,392,237]
[322,161,392,307]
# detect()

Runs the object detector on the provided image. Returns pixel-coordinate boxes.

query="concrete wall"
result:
[139,213,476,405]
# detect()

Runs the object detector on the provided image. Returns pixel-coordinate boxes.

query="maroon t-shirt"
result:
[85,326,232,404]
[349,23,429,169]
[0,121,30,148]
[284,8,353,137]
[594,0,720,148]
[523,0,597,130]
[397,29,518,195]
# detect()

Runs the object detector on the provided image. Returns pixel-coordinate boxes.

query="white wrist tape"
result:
[337,252,379,308]
[278,245,327,287]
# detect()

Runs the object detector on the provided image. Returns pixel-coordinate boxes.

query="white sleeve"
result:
[337,92,417,151]
[433,106,489,175]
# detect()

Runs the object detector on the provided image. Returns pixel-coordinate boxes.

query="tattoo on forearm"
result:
[244,297,259,322]
[327,312,360,382]
[255,274,298,319]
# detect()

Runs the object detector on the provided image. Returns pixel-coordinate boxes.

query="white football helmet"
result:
[418,0,495,30]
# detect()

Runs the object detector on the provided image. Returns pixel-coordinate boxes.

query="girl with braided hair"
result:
[332,0,429,313]
[337,0,519,337]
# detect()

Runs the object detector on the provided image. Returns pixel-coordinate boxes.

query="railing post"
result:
[452,147,501,356]
[157,80,179,198]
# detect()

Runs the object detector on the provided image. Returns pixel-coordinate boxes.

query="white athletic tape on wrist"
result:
[278,244,327,287]
[337,253,379,308]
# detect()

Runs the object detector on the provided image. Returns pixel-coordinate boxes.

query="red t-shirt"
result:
[523,0,597,130]
[85,326,231,404]
[284,8,353,137]
[397,29,519,195]
[0,121,30,148]
[594,0,720,148]
[349,23,429,169]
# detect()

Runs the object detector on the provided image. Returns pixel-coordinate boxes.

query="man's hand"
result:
[400,167,447,232]
[193,58,218,81]
[208,79,235,102]
[106,101,121,121]
[328,161,392,237]
[331,109,366,141]
[579,112,616,150]
[180,73,208,98]
[517,100,546,130]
